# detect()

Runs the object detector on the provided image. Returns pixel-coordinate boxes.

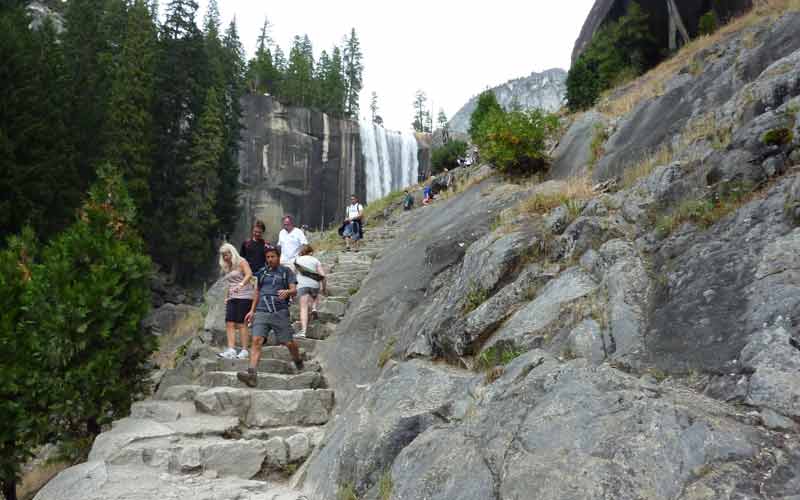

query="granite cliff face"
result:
[235,95,365,242]
[447,68,567,134]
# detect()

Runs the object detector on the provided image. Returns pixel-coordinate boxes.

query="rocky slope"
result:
[295,8,800,500]
[34,6,800,500]
[447,68,566,134]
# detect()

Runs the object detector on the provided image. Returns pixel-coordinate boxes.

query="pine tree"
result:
[326,46,347,116]
[25,165,154,454]
[103,0,158,217]
[412,90,428,132]
[152,0,207,274]
[370,91,379,123]
[0,7,80,241]
[62,0,122,184]
[248,17,278,93]
[174,87,224,276]
[217,19,245,234]
[284,35,314,107]
[342,28,363,118]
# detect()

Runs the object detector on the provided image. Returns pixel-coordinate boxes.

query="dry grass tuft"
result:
[516,177,595,217]
[597,0,800,118]
[621,145,673,190]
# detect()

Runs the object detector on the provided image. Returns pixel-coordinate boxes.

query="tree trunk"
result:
[667,0,691,50]
[2,478,18,500]
[87,416,101,436]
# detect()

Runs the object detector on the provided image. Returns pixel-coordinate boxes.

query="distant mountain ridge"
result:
[448,68,567,134]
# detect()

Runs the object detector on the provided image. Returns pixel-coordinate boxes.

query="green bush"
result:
[431,139,468,174]
[24,167,155,452]
[0,229,50,499]
[473,108,560,176]
[566,2,657,111]
[698,11,719,36]
[469,90,502,142]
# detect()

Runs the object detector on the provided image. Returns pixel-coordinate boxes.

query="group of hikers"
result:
[216,195,366,388]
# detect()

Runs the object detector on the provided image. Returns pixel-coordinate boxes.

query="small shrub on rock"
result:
[698,11,719,36]
[469,90,503,142]
[763,127,793,146]
[473,108,560,176]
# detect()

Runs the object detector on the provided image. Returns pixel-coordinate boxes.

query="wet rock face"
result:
[236,95,365,241]
[572,0,753,65]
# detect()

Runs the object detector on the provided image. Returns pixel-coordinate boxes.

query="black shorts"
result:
[225,298,251,324]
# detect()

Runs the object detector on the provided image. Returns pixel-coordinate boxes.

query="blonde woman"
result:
[218,243,254,360]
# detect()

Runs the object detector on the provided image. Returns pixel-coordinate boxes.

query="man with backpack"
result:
[341,194,364,252]
[238,245,304,388]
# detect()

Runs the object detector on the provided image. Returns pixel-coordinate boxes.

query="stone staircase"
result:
[47,220,406,498]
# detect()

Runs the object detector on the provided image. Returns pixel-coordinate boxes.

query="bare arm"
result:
[245,281,259,325]
[233,260,253,292]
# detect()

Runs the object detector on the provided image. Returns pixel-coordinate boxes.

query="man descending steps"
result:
[239,245,304,388]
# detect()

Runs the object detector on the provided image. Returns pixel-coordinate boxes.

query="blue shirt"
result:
[254,265,297,312]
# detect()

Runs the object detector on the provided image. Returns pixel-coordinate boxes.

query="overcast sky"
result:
[202,1,595,131]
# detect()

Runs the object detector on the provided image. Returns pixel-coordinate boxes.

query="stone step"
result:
[194,387,335,427]
[131,400,197,422]
[103,434,277,479]
[201,370,323,391]
[215,358,321,375]
[208,343,309,361]
[327,283,359,297]
[316,300,347,322]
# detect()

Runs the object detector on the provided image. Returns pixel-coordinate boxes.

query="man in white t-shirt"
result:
[277,215,308,270]
[342,194,364,252]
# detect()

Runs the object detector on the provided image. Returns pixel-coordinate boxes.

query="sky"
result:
[202,0,596,131]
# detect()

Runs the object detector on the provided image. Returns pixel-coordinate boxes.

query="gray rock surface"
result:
[550,111,607,179]
[740,325,800,418]
[448,68,566,134]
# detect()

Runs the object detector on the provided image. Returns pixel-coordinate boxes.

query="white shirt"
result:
[295,255,322,289]
[347,203,363,220]
[278,227,308,263]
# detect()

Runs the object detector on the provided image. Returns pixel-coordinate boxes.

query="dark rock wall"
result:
[572,0,753,65]
[236,95,365,242]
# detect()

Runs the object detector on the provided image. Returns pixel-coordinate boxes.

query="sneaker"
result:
[296,330,307,338]
[293,359,305,371]
[217,347,237,359]
[236,369,258,388]
[237,349,249,360]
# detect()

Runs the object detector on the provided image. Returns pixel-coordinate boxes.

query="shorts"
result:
[251,308,294,344]
[343,221,361,241]
[298,287,319,298]
[225,298,251,324]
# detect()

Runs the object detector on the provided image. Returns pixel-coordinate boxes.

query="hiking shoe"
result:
[296,330,306,339]
[218,347,237,359]
[237,370,258,388]
[237,349,249,360]
[293,359,305,371]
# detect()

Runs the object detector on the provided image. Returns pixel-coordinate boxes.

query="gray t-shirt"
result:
[254,265,297,312]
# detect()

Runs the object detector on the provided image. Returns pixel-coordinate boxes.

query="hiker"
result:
[217,243,254,360]
[240,220,268,273]
[294,244,327,338]
[422,183,433,205]
[238,245,304,388]
[341,194,364,251]
[277,215,308,270]
[402,190,414,211]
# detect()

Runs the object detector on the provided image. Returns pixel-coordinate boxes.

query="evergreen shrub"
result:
[431,140,468,175]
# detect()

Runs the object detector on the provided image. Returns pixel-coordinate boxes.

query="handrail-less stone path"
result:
[34,222,405,500]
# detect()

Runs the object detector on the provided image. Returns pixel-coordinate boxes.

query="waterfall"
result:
[359,120,419,202]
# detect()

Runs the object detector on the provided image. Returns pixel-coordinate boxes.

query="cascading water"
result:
[360,120,419,202]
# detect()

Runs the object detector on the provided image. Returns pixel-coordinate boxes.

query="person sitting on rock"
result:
[422,183,433,205]
[238,245,304,388]
[278,215,308,271]
[341,194,364,252]
[294,244,327,338]
[240,220,269,274]
[217,243,254,360]
[402,190,414,211]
